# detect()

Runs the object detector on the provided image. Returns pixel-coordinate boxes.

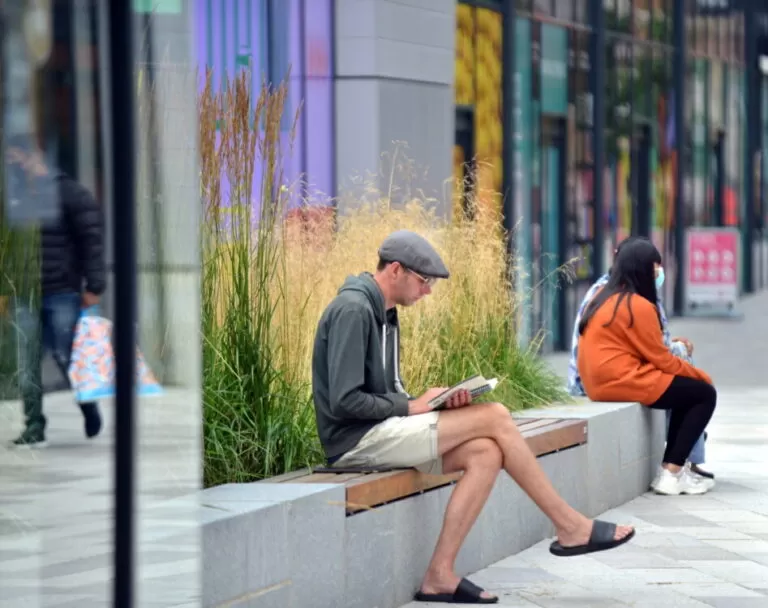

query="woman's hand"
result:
[672,336,694,356]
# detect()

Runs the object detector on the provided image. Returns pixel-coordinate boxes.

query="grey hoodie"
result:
[311,272,411,461]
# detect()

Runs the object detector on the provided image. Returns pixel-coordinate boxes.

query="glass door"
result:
[632,124,652,238]
[454,106,475,220]
[538,117,567,351]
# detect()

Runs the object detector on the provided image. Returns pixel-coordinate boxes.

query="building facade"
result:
[21,0,768,356]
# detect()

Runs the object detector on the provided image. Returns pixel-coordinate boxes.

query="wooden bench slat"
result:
[345,470,461,513]
[295,472,367,483]
[514,418,561,432]
[525,419,588,457]
[264,468,313,483]
[513,418,543,430]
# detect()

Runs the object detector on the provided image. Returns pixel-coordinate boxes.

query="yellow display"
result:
[454,4,504,218]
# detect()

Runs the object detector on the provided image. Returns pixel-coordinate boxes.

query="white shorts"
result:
[332,411,443,475]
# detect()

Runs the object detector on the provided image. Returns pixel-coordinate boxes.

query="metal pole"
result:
[744,5,757,294]
[590,0,606,280]
[672,0,686,316]
[108,0,137,606]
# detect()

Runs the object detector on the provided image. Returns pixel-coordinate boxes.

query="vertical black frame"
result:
[555,116,568,350]
[744,4,758,294]
[672,0,686,315]
[109,1,137,606]
[589,0,606,280]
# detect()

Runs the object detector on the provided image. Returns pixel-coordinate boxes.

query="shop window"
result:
[516,0,533,12]
[650,0,667,43]
[533,0,553,17]
[707,16,718,57]
[634,0,651,40]
[553,0,571,21]
[574,0,588,23]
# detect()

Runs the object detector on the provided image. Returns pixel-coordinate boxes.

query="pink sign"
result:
[685,228,739,308]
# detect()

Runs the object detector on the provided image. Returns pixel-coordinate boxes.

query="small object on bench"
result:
[310,465,411,474]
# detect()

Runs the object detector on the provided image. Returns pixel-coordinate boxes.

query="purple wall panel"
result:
[192,0,333,215]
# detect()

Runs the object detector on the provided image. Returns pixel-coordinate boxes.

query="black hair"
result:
[578,237,663,335]
[610,236,642,274]
[376,257,390,272]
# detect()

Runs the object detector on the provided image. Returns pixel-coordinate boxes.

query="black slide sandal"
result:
[414,577,498,604]
[549,519,636,557]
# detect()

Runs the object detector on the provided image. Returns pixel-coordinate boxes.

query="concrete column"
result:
[334,0,456,215]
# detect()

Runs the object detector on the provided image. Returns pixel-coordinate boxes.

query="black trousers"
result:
[648,376,717,467]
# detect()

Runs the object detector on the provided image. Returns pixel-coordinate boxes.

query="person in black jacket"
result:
[5,135,106,448]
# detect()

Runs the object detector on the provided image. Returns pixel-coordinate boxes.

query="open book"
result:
[429,374,499,411]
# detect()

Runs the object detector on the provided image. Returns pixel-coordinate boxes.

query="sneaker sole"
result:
[652,483,709,496]
[10,441,48,450]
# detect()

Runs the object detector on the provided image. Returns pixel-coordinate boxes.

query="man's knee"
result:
[481,401,511,423]
[465,437,503,470]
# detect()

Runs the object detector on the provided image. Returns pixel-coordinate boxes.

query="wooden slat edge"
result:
[261,468,313,483]
[346,470,461,512]
[524,419,588,457]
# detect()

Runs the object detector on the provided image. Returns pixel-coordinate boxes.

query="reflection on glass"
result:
[2,2,202,606]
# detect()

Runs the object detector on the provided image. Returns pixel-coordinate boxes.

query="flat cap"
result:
[378,230,450,279]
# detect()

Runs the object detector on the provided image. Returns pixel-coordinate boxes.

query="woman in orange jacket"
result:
[577,238,716,496]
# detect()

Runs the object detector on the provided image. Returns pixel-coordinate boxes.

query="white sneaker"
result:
[651,466,710,495]
[685,462,716,492]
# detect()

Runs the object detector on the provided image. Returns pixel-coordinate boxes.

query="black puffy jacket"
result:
[40,174,106,297]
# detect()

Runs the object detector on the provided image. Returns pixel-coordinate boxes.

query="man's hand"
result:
[82,292,100,309]
[408,387,472,415]
[673,336,694,356]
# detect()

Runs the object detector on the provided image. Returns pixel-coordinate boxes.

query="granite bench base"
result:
[200,401,665,608]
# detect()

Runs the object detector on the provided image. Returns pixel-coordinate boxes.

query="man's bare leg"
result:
[437,402,634,548]
[419,438,502,600]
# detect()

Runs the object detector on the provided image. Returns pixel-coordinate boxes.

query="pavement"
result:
[400,289,768,608]
[0,389,202,607]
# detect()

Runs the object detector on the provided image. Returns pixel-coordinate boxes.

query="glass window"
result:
[575,0,588,23]
[534,0,553,17]
[707,16,718,57]
[616,0,632,33]
[517,0,533,12]
[554,0,571,21]
[650,0,666,43]
[634,44,651,117]
[695,15,707,56]
[634,0,651,40]
[453,4,504,213]
[718,15,729,58]
[736,14,744,63]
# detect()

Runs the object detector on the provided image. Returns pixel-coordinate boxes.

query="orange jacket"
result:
[577,292,712,405]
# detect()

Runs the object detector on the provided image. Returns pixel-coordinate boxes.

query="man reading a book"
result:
[311,230,635,604]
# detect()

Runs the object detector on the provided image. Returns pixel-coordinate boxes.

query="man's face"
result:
[5,146,28,172]
[5,145,46,178]
[393,264,435,306]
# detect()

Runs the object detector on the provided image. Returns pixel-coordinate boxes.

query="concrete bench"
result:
[273,417,588,514]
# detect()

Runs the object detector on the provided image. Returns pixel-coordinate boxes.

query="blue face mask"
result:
[655,266,665,290]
